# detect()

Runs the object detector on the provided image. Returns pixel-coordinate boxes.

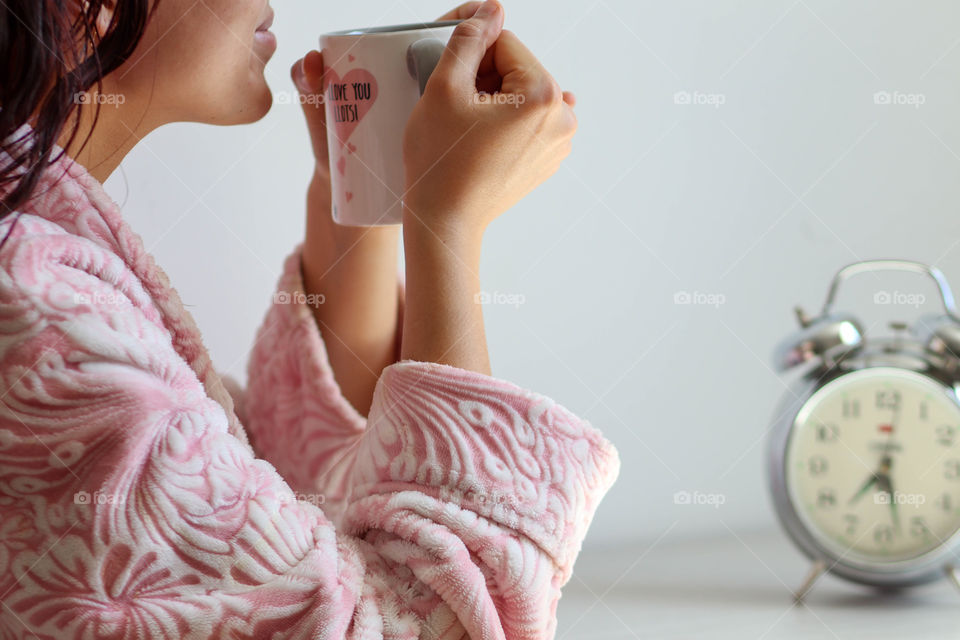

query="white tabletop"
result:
[557,528,960,639]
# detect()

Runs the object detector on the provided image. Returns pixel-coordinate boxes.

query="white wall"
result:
[106,0,960,550]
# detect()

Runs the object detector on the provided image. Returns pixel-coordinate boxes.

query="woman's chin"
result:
[188,63,275,126]
[218,82,273,125]
[248,85,275,121]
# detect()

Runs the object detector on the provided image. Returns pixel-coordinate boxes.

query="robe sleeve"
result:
[239,243,405,528]
[0,231,620,640]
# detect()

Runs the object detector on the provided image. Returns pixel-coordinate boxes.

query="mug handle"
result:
[406,39,447,95]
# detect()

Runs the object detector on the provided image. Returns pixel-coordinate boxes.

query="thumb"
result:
[430,0,504,97]
[292,50,328,159]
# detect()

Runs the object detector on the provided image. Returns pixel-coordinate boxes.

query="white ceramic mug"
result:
[320,20,462,227]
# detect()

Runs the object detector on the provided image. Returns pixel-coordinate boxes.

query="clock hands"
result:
[847,404,901,532]
[848,473,878,506]
[878,415,900,532]
[878,456,899,532]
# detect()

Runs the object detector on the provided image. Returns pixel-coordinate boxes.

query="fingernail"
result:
[293,59,309,92]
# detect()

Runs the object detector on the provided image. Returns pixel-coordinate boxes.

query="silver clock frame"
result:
[768,260,960,595]
[768,361,960,589]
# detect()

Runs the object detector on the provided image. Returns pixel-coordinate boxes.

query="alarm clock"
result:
[768,259,960,599]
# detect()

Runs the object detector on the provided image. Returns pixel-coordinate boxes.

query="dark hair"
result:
[0,0,157,250]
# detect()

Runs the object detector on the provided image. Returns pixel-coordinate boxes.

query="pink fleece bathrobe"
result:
[0,135,620,639]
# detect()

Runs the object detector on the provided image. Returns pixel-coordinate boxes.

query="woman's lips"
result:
[254,8,276,52]
[256,8,275,32]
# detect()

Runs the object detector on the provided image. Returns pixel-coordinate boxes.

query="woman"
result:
[0,0,620,637]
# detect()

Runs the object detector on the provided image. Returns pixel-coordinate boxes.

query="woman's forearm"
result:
[301,169,401,416]
[400,206,491,375]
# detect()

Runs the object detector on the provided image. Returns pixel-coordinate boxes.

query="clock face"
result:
[786,367,960,565]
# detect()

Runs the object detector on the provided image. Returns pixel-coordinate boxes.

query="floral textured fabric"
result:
[0,138,620,639]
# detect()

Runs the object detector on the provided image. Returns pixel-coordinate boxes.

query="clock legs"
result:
[796,561,960,598]
[944,565,960,595]
[794,559,827,602]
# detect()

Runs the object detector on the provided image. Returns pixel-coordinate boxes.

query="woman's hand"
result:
[398,0,577,375]
[402,0,578,241]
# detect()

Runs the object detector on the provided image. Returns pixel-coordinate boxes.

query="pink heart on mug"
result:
[347,143,357,154]
[346,192,354,203]
[348,54,356,62]
[324,68,378,148]
[337,156,346,175]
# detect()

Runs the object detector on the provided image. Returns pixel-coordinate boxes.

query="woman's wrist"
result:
[312,160,331,185]
[307,170,401,254]
[401,216,482,274]
[400,199,486,262]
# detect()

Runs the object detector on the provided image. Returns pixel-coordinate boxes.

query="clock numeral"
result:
[808,456,829,476]
[843,514,859,536]
[910,516,931,538]
[816,423,840,443]
[816,488,836,508]
[937,493,953,512]
[842,397,861,418]
[920,402,929,421]
[874,525,895,545]
[945,460,960,480]
[875,389,901,411]
[937,425,957,447]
